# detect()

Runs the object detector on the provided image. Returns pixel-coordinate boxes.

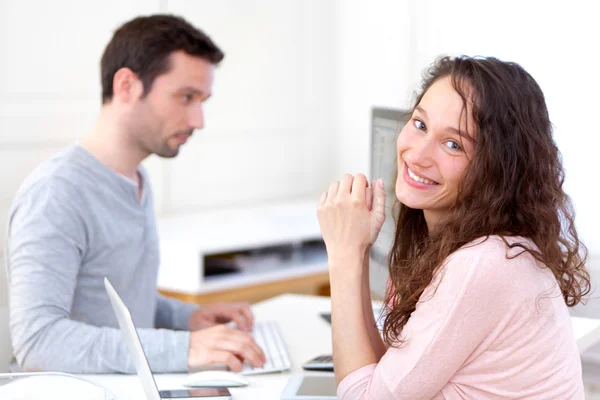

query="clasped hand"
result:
[317,174,386,262]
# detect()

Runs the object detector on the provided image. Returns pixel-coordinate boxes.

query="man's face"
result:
[129,51,214,158]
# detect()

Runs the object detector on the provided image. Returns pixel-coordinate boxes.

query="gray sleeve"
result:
[6,179,190,373]
[155,293,198,331]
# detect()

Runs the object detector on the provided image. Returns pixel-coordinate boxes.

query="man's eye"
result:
[182,94,192,103]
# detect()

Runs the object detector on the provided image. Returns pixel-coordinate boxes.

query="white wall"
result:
[0,0,337,255]
[1,0,598,268]
[157,0,337,213]
[334,0,414,178]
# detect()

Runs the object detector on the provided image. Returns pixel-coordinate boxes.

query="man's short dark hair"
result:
[100,14,224,104]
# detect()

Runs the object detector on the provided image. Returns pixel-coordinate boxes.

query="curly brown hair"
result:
[383,55,591,346]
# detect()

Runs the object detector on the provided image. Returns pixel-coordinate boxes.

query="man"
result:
[5,15,265,374]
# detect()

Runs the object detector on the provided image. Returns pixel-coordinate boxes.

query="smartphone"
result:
[319,312,332,324]
[159,388,232,399]
[302,354,334,371]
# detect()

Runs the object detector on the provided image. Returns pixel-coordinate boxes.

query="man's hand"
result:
[188,324,266,372]
[189,302,254,332]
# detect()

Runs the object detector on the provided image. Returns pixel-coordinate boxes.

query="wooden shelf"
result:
[160,271,331,304]
[156,199,324,295]
[155,200,331,304]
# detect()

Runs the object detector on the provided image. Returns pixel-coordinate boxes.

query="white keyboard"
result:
[242,320,291,375]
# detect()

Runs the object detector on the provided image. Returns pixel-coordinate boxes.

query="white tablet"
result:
[281,373,337,400]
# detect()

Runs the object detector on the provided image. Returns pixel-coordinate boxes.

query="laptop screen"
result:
[104,278,162,400]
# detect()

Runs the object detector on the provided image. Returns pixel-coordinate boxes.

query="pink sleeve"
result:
[337,238,519,400]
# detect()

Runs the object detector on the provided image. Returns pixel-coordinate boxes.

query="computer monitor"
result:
[369,107,411,300]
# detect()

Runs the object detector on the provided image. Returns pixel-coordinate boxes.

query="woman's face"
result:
[395,76,477,226]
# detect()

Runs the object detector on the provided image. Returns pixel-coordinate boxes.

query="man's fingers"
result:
[222,304,253,331]
[206,350,244,372]
[238,303,254,330]
[188,310,216,331]
[366,186,373,211]
[222,329,266,364]
[228,310,251,332]
[189,325,266,372]
[213,337,264,368]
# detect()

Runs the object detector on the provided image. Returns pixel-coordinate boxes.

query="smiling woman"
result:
[317,55,590,399]
[395,75,476,224]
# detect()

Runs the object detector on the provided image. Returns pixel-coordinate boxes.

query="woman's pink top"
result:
[338,236,583,399]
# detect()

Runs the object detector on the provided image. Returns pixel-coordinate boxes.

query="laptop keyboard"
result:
[241,320,291,375]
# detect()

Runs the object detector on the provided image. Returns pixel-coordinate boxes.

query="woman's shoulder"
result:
[444,235,542,280]
[418,236,547,313]
[453,235,537,259]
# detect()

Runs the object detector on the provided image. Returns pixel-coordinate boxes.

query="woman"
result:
[317,56,590,399]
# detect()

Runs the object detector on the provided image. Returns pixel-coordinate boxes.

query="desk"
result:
[83,294,333,399]
[82,294,600,400]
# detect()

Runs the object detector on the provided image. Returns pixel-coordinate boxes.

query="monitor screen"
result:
[369,107,410,300]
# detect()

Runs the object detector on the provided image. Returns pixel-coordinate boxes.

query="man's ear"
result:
[112,67,144,103]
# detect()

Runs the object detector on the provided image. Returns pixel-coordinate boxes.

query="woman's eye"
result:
[413,119,426,131]
[445,140,463,151]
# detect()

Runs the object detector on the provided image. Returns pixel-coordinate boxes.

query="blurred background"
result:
[1,0,600,393]
[1,0,598,251]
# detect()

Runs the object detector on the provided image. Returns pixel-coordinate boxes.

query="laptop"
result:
[104,277,232,400]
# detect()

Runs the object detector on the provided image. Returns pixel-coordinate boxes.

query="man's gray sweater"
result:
[5,143,196,373]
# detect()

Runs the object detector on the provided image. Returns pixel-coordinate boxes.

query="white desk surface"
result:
[83,294,333,400]
[81,294,600,400]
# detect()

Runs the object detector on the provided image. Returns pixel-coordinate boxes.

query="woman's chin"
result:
[396,190,425,210]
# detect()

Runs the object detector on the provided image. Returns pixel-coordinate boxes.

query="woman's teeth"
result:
[408,168,438,185]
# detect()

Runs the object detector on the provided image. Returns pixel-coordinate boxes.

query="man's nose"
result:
[188,105,204,130]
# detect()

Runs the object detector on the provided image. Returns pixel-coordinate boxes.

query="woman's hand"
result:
[317,174,386,263]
